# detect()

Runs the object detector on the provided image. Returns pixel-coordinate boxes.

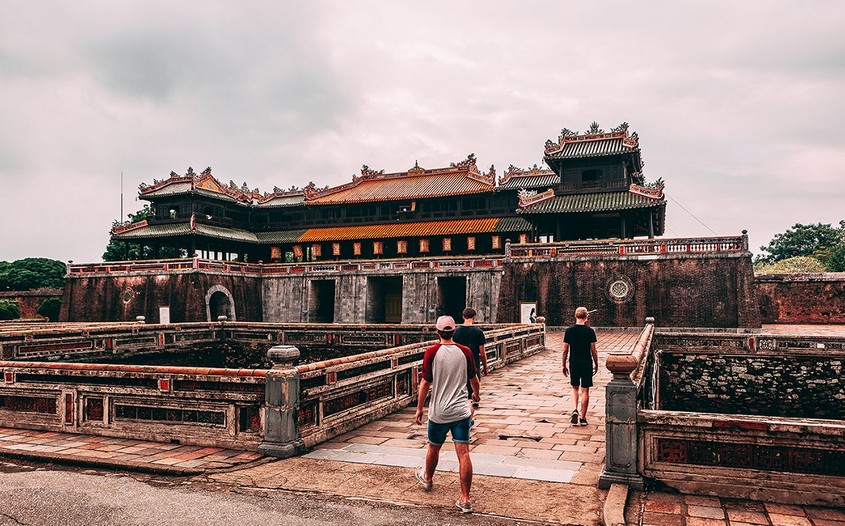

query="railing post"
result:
[598,318,653,490]
[258,345,306,458]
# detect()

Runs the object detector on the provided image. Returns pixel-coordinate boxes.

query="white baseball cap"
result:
[435,315,456,331]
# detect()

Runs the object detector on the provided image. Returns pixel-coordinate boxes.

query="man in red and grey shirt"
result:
[414,315,480,514]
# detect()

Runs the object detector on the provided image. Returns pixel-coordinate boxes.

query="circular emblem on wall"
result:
[122,289,134,304]
[607,277,634,303]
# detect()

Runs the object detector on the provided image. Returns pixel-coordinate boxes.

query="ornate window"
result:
[311,244,322,257]
[332,243,341,256]
[373,241,384,255]
[397,240,408,254]
[419,239,430,253]
[519,233,528,244]
[492,235,501,249]
[467,236,476,251]
[353,242,362,256]
[293,245,303,259]
[442,237,452,252]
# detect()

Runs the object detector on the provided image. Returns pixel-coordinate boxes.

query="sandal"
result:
[455,499,474,513]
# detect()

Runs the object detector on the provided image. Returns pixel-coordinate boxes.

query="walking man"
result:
[562,307,599,426]
[414,315,480,513]
[453,307,488,409]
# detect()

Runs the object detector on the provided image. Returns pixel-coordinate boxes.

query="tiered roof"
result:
[517,180,665,214]
[304,155,496,205]
[544,122,640,160]
[139,167,305,206]
[497,164,559,190]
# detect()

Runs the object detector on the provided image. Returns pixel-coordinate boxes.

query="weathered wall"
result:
[658,352,844,419]
[497,253,760,328]
[61,272,263,323]
[0,289,62,318]
[756,273,845,324]
[262,268,502,324]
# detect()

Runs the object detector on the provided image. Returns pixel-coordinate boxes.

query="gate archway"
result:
[205,285,237,321]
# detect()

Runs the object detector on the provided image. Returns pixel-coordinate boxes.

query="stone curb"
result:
[0,449,204,476]
[602,483,628,526]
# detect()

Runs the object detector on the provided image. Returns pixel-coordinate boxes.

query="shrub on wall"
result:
[754,256,827,275]
[37,297,62,321]
[0,299,21,320]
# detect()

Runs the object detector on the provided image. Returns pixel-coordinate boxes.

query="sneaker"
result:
[455,499,474,514]
[415,467,432,491]
[570,410,579,425]
[579,416,588,426]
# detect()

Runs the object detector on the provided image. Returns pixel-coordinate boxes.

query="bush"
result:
[0,299,21,320]
[754,256,827,275]
[37,297,62,321]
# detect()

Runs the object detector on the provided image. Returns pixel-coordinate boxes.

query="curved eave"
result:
[517,192,666,214]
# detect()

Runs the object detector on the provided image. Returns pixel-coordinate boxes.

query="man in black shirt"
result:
[562,307,599,426]
[454,307,488,409]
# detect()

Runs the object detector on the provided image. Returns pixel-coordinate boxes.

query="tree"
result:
[827,243,845,272]
[102,205,154,261]
[37,297,62,321]
[0,258,66,291]
[757,222,844,264]
[0,299,20,320]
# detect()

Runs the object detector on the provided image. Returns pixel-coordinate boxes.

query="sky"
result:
[1,1,843,263]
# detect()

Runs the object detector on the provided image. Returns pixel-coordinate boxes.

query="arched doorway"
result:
[205,285,237,321]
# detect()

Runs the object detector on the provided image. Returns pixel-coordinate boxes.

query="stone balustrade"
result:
[509,235,747,259]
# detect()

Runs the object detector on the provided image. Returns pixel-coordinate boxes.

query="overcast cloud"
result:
[1,1,843,263]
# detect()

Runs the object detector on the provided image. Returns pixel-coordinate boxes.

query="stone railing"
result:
[509,235,747,259]
[602,328,845,505]
[0,321,520,363]
[67,256,505,277]
[599,317,654,489]
[0,360,266,450]
[259,324,546,455]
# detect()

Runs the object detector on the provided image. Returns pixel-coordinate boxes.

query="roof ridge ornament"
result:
[518,188,555,208]
[629,178,665,200]
[498,163,554,185]
[544,122,637,154]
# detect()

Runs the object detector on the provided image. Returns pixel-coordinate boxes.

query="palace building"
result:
[110,123,666,262]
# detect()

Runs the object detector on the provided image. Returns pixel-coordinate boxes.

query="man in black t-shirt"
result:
[562,307,599,426]
[454,307,488,409]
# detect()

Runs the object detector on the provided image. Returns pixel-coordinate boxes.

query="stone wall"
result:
[262,267,502,324]
[497,252,760,328]
[0,289,62,319]
[658,352,844,419]
[756,273,845,324]
[61,272,263,323]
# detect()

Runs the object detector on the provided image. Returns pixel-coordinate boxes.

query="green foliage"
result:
[0,258,66,291]
[826,243,845,272]
[757,222,843,263]
[757,221,845,272]
[103,205,155,261]
[0,299,21,320]
[754,256,827,275]
[37,297,62,321]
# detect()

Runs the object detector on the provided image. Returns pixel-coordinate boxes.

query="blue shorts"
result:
[427,417,472,445]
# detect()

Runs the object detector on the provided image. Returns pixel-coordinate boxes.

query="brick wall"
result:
[756,273,845,324]
[61,273,263,322]
[658,352,844,419]
[497,253,760,328]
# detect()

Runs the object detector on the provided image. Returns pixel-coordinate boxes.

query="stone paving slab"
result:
[626,490,845,526]
[0,428,261,475]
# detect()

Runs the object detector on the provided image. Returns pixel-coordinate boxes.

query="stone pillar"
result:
[599,356,645,489]
[258,345,306,458]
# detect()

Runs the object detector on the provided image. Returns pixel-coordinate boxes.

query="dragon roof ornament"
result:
[544,122,640,154]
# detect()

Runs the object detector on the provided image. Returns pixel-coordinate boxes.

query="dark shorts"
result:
[570,361,593,388]
[427,417,472,445]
